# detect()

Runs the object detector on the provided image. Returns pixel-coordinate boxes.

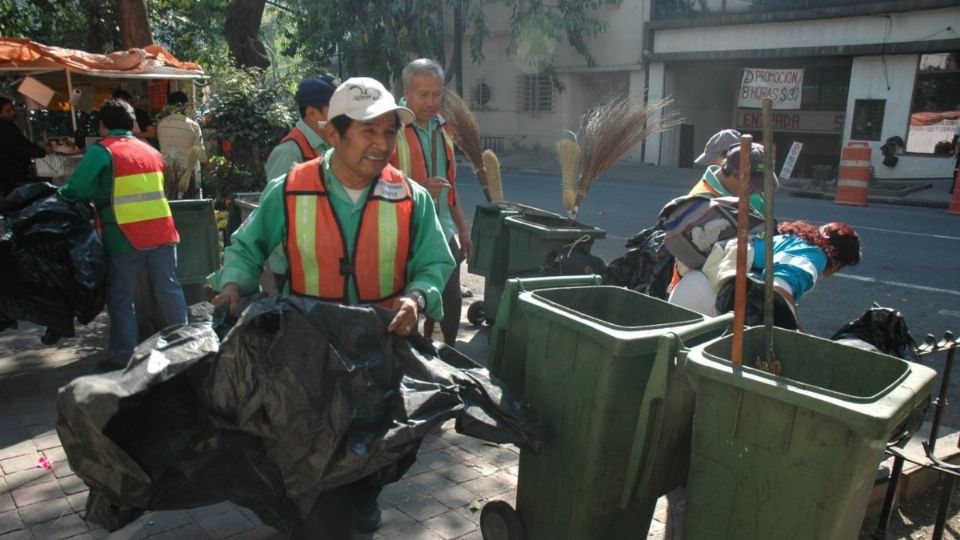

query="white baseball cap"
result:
[327,77,414,126]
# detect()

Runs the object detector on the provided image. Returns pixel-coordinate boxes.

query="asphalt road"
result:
[457,164,960,424]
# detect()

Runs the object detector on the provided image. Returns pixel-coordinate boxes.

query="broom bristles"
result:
[556,139,581,214]
[483,149,504,203]
[441,88,488,191]
[576,96,680,208]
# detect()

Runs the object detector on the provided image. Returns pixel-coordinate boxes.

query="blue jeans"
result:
[106,245,187,366]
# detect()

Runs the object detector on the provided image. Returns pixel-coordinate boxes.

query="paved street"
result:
[1,154,959,539]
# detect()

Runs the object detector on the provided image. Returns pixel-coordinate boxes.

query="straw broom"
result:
[570,96,679,222]
[441,88,492,202]
[483,149,504,202]
[556,138,581,217]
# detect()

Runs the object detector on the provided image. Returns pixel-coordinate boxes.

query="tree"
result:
[224,0,270,68]
[116,0,154,49]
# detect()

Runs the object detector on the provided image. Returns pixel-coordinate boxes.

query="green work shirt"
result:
[57,129,139,254]
[264,119,330,182]
[400,97,456,242]
[209,148,455,320]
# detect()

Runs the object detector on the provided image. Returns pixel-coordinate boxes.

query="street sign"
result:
[780,141,803,180]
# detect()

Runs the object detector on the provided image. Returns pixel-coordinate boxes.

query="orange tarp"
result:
[0,37,203,76]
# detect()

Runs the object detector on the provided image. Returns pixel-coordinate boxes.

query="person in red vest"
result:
[262,75,339,291]
[391,58,472,347]
[210,77,454,534]
[58,99,187,368]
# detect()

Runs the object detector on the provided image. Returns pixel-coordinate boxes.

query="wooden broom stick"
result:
[731,134,754,366]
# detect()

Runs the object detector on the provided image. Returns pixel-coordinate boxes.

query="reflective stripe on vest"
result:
[99,136,179,250]
[284,160,413,305]
[392,122,457,207]
[280,127,319,161]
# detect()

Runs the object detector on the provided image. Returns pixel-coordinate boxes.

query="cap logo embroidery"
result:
[348,84,381,103]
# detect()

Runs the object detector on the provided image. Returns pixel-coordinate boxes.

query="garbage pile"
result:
[57,296,541,535]
[0,183,105,343]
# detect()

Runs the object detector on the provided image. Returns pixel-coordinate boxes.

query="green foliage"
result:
[202,67,296,194]
[150,0,234,72]
[0,0,119,52]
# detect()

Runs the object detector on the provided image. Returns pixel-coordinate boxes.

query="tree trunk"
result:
[225,0,270,69]
[447,0,467,96]
[116,0,153,49]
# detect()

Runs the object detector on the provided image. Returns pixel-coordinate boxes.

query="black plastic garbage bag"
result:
[58,297,541,535]
[714,275,800,331]
[0,183,105,341]
[830,303,919,362]
[603,222,674,299]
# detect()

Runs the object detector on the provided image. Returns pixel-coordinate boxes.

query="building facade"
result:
[452,0,959,181]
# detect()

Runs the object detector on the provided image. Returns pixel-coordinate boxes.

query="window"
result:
[801,65,849,111]
[851,99,885,141]
[907,52,960,154]
[472,82,492,108]
[517,75,553,112]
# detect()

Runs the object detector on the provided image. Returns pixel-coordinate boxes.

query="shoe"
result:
[353,503,382,533]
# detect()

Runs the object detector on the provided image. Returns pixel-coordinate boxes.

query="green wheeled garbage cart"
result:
[680,326,936,540]
[466,203,605,326]
[480,286,732,540]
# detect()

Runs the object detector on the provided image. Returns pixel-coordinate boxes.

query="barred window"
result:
[472,82,492,108]
[517,75,553,112]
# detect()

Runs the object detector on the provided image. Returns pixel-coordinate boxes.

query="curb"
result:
[775,188,950,209]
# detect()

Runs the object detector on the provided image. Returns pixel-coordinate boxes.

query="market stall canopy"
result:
[0,37,204,79]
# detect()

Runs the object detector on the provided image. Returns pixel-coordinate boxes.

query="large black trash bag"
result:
[0,185,106,340]
[603,221,674,299]
[714,275,800,331]
[206,296,541,517]
[58,297,541,535]
[830,303,919,362]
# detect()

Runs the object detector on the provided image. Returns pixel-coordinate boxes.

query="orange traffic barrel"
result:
[835,142,871,207]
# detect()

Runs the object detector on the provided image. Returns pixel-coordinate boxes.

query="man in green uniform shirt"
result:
[210,76,454,534]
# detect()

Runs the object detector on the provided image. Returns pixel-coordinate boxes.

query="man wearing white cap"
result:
[209,77,455,533]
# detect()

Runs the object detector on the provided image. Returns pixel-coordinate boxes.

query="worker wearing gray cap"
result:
[688,130,768,213]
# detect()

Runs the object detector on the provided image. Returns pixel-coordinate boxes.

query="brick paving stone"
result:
[197,508,255,539]
[58,475,88,496]
[224,525,285,540]
[453,530,483,540]
[379,523,445,539]
[0,454,42,476]
[3,467,56,490]
[422,509,477,539]
[458,471,516,500]
[416,449,458,471]
[33,433,62,451]
[236,505,263,526]
[438,464,483,485]
[0,494,12,514]
[0,529,32,540]
[29,512,88,540]
[373,507,417,537]
[0,439,35,459]
[100,522,148,540]
[396,496,449,522]
[10,476,64,507]
[0,510,24,535]
[17,496,72,526]
[429,482,477,510]
[140,510,194,535]
[66,491,88,513]
[147,522,210,540]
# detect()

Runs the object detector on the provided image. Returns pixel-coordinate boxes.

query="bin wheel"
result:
[467,301,486,326]
[480,500,523,540]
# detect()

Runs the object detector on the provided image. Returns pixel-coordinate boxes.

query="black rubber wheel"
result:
[467,301,485,326]
[480,500,524,540]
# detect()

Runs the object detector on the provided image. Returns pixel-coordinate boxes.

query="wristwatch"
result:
[408,289,427,311]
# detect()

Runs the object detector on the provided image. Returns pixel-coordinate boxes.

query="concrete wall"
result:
[846,55,956,180]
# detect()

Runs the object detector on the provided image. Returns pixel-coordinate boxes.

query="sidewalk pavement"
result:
[487,150,958,210]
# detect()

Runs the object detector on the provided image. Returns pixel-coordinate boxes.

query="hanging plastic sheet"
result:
[57,296,541,535]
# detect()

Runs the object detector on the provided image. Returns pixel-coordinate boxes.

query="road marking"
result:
[836,274,960,296]
[850,225,960,241]
[939,309,960,318]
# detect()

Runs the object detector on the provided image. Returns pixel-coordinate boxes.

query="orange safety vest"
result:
[99,136,179,250]
[279,126,319,161]
[284,159,413,306]
[391,120,457,207]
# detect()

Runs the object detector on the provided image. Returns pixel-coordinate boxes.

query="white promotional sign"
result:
[779,141,803,180]
[738,68,804,110]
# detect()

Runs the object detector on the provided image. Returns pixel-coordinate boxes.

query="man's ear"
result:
[323,121,339,146]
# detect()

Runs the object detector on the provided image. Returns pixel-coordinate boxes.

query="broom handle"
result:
[732,134,753,366]
[762,98,776,365]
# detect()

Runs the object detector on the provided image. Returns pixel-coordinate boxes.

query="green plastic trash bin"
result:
[681,327,936,540]
[503,214,605,276]
[502,286,730,540]
[468,203,518,284]
[487,275,602,394]
[170,199,220,303]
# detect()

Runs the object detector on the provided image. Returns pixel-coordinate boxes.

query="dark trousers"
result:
[424,237,463,346]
